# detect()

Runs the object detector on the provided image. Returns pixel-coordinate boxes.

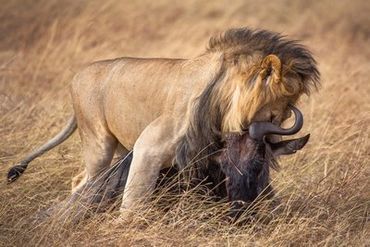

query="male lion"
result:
[8,28,319,216]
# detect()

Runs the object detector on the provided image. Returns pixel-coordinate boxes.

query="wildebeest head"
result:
[211,104,309,217]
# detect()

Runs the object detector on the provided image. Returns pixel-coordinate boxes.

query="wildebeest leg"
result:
[120,118,174,215]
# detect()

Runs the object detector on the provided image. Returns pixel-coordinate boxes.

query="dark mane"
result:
[175,27,320,183]
[208,27,320,93]
[175,64,226,182]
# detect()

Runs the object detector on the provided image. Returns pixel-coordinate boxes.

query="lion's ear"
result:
[260,54,282,84]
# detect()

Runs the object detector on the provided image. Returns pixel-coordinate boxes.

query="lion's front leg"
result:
[120,117,175,215]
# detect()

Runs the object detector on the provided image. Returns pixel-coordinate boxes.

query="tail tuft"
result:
[6,116,77,184]
[7,162,28,183]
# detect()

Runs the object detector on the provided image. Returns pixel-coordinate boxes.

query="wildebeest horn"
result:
[249,104,303,140]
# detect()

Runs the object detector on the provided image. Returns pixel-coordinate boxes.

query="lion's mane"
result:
[175,28,320,183]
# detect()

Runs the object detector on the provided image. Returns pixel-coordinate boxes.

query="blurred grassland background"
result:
[0,0,369,246]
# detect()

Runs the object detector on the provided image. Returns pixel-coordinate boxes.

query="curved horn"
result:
[249,104,304,140]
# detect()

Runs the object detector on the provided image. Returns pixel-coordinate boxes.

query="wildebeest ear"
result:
[260,54,282,84]
[269,134,310,156]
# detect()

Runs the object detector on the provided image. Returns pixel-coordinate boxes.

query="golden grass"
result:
[0,0,369,246]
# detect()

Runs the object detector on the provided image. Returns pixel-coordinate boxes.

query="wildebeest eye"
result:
[270,114,275,122]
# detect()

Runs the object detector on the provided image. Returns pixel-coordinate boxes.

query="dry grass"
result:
[0,0,369,246]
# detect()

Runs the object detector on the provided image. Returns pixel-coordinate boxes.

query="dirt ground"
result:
[0,0,369,246]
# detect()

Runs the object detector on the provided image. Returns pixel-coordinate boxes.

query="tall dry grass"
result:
[0,0,369,246]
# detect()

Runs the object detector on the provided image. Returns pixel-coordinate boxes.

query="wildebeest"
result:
[8,27,319,219]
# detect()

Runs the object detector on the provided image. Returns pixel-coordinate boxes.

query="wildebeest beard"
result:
[188,130,309,219]
[216,133,276,218]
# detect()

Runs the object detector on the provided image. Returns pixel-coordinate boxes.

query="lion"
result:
[8,28,319,216]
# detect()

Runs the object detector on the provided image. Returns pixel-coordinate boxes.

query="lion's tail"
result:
[7,116,77,183]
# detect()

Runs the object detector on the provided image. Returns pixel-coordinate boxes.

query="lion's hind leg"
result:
[58,123,119,220]
[80,128,118,183]
[71,169,87,194]
[71,144,129,193]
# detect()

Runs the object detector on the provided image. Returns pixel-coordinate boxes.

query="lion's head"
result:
[175,28,320,214]
[207,28,319,132]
